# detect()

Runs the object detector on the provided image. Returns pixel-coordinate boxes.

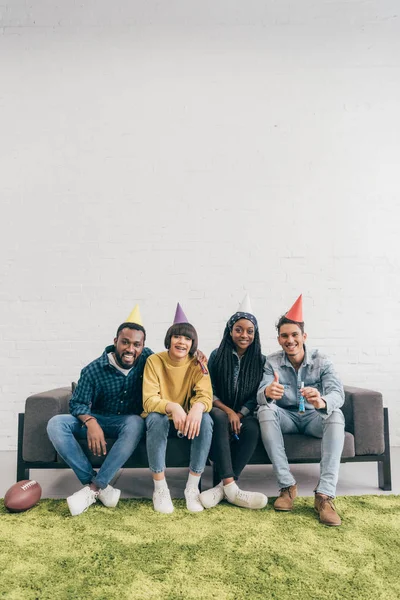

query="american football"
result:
[4,480,42,513]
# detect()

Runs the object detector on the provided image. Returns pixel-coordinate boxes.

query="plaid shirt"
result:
[69,345,153,417]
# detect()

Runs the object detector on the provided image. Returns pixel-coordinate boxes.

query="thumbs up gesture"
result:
[265,371,285,400]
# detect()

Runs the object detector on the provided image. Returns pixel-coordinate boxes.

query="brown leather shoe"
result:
[274,484,298,511]
[314,493,341,526]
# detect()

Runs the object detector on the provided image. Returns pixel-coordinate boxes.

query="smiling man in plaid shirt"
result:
[47,305,152,516]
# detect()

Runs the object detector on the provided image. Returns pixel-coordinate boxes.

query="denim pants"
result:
[210,407,260,481]
[257,404,345,497]
[47,413,145,489]
[145,412,213,474]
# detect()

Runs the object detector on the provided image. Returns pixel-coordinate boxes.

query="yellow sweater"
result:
[142,351,212,417]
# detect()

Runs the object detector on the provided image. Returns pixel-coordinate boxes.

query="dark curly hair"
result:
[211,324,264,411]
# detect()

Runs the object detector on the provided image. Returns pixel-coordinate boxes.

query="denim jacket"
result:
[257,346,344,417]
[208,348,266,416]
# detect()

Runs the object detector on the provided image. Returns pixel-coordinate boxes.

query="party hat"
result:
[237,293,253,314]
[125,304,143,326]
[285,294,303,322]
[173,302,189,324]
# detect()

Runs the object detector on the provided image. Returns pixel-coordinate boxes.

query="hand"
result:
[301,387,326,409]
[195,349,208,374]
[228,410,242,435]
[184,403,205,439]
[167,403,187,434]
[86,420,107,456]
[265,372,285,400]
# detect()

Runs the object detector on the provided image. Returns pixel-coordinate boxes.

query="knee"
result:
[122,415,145,435]
[241,417,260,437]
[325,409,345,427]
[257,405,277,424]
[145,412,169,433]
[201,412,214,435]
[46,415,69,438]
[211,408,229,429]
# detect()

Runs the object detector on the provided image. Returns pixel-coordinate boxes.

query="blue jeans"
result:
[257,404,345,497]
[47,413,145,489]
[145,412,213,474]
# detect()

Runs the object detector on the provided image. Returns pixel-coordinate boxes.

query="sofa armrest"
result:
[23,387,72,462]
[343,385,384,456]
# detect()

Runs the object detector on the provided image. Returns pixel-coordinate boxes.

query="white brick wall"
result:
[1,1,399,450]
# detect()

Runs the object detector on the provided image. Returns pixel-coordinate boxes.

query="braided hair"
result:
[212,322,264,411]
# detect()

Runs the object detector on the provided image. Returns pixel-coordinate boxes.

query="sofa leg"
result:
[17,413,30,482]
[17,464,30,482]
[378,407,392,491]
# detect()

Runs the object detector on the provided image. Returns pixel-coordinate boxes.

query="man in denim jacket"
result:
[257,296,345,526]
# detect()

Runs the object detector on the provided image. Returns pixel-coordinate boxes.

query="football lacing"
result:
[21,480,37,490]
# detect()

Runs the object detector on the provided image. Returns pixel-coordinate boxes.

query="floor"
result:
[1,448,399,500]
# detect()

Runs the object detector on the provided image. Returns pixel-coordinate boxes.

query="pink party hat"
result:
[173,302,189,324]
[285,294,303,322]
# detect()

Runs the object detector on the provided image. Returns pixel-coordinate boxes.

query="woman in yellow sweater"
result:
[143,304,213,514]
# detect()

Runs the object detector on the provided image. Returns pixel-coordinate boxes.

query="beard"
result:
[114,349,136,369]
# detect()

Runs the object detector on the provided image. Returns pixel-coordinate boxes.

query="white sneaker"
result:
[153,487,174,514]
[199,482,224,509]
[224,485,268,510]
[184,486,204,512]
[97,485,121,508]
[67,486,98,516]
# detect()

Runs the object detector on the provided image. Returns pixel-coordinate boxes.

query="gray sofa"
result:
[17,385,392,491]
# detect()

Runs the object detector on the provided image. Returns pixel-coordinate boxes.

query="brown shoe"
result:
[274,484,298,511]
[314,493,341,526]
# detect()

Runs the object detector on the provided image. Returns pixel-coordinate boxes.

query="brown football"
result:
[4,480,42,513]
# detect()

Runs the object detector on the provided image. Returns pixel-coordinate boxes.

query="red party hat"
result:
[285,294,303,322]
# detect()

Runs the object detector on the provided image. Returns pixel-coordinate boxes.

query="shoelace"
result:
[320,497,336,510]
[236,489,252,503]
[210,487,223,501]
[81,488,98,513]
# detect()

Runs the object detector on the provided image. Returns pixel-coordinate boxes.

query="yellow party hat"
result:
[125,304,143,326]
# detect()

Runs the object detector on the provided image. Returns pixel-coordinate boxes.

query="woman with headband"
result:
[199,294,268,510]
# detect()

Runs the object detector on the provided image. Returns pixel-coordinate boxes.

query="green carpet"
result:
[1,495,399,600]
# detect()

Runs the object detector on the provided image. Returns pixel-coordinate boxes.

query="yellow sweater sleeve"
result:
[142,357,169,414]
[189,371,213,413]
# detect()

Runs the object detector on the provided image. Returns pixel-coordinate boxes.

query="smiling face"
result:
[113,327,145,369]
[277,323,307,363]
[230,318,255,355]
[168,334,193,361]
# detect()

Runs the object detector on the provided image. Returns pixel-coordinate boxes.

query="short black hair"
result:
[116,322,146,341]
[276,315,305,334]
[164,322,198,355]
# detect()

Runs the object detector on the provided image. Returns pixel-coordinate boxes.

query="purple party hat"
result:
[173,302,189,324]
